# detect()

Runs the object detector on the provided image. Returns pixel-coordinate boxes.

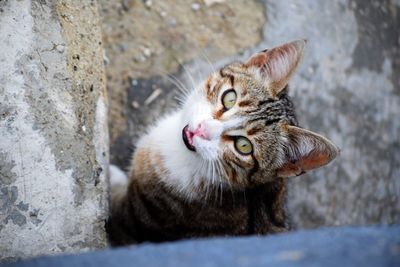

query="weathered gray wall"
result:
[106,0,399,228]
[0,0,108,262]
[260,0,400,228]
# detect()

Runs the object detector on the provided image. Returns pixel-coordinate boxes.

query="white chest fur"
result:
[135,111,209,199]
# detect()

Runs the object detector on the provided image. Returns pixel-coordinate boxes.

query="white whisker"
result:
[192,41,217,74]
[171,55,197,91]
[156,71,191,106]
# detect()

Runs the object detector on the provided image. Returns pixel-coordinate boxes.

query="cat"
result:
[106,40,339,246]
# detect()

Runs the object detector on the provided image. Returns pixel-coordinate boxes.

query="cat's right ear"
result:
[276,124,339,178]
[245,39,306,98]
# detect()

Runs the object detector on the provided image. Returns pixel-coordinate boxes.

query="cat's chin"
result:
[182,124,196,152]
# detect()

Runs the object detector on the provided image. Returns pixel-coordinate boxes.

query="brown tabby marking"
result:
[206,76,213,101]
[247,126,264,136]
[238,100,252,107]
[213,108,225,120]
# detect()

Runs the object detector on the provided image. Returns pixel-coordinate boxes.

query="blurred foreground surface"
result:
[105,0,400,228]
[4,226,400,267]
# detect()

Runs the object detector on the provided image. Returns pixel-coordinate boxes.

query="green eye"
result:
[222,89,237,110]
[234,137,253,155]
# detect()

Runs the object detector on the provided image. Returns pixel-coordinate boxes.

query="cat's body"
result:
[108,167,287,245]
[107,40,339,246]
[108,93,293,245]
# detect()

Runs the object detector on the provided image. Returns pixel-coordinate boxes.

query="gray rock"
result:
[0,0,108,261]
[256,0,400,229]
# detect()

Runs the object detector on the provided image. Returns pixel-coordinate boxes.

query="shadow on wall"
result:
[103,0,400,229]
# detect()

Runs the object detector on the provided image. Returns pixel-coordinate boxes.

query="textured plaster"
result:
[0,0,108,262]
[254,0,400,227]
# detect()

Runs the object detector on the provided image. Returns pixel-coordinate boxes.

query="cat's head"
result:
[181,40,339,189]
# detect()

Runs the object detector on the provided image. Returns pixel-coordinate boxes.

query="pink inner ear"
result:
[298,150,330,171]
[277,150,331,178]
[277,162,302,177]
[245,40,306,98]
[246,42,301,78]
[246,52,267,68]
[264,44,299,82]
[277,124,339,178]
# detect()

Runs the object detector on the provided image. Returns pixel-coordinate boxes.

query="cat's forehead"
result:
[218,64,296,120]
[214,63,272,98]
[217,62,254,82]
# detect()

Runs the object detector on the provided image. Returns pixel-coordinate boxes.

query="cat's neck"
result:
[130,110,213,200]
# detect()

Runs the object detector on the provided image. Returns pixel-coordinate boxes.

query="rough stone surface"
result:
[107,0,399,228]
[0,0,108,262]
[256,0,400,228]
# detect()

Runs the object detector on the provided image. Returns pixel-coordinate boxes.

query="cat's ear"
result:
[277,124,339,178]
[245,39,306,98]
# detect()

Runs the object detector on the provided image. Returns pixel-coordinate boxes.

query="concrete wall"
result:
[260,0,400,228]
[0,0,108,262]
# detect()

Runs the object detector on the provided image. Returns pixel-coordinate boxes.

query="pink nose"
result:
[193,121,210,140]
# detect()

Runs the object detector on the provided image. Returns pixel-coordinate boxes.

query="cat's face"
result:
[181,40,339,189]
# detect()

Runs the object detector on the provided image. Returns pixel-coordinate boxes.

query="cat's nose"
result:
[193,120,223,140]
[193,121,210,140]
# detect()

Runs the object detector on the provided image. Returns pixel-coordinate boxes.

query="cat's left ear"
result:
[277,124,339,178]
[245,39,306,98]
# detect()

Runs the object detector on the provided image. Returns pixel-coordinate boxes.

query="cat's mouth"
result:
[182,124,196,152]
